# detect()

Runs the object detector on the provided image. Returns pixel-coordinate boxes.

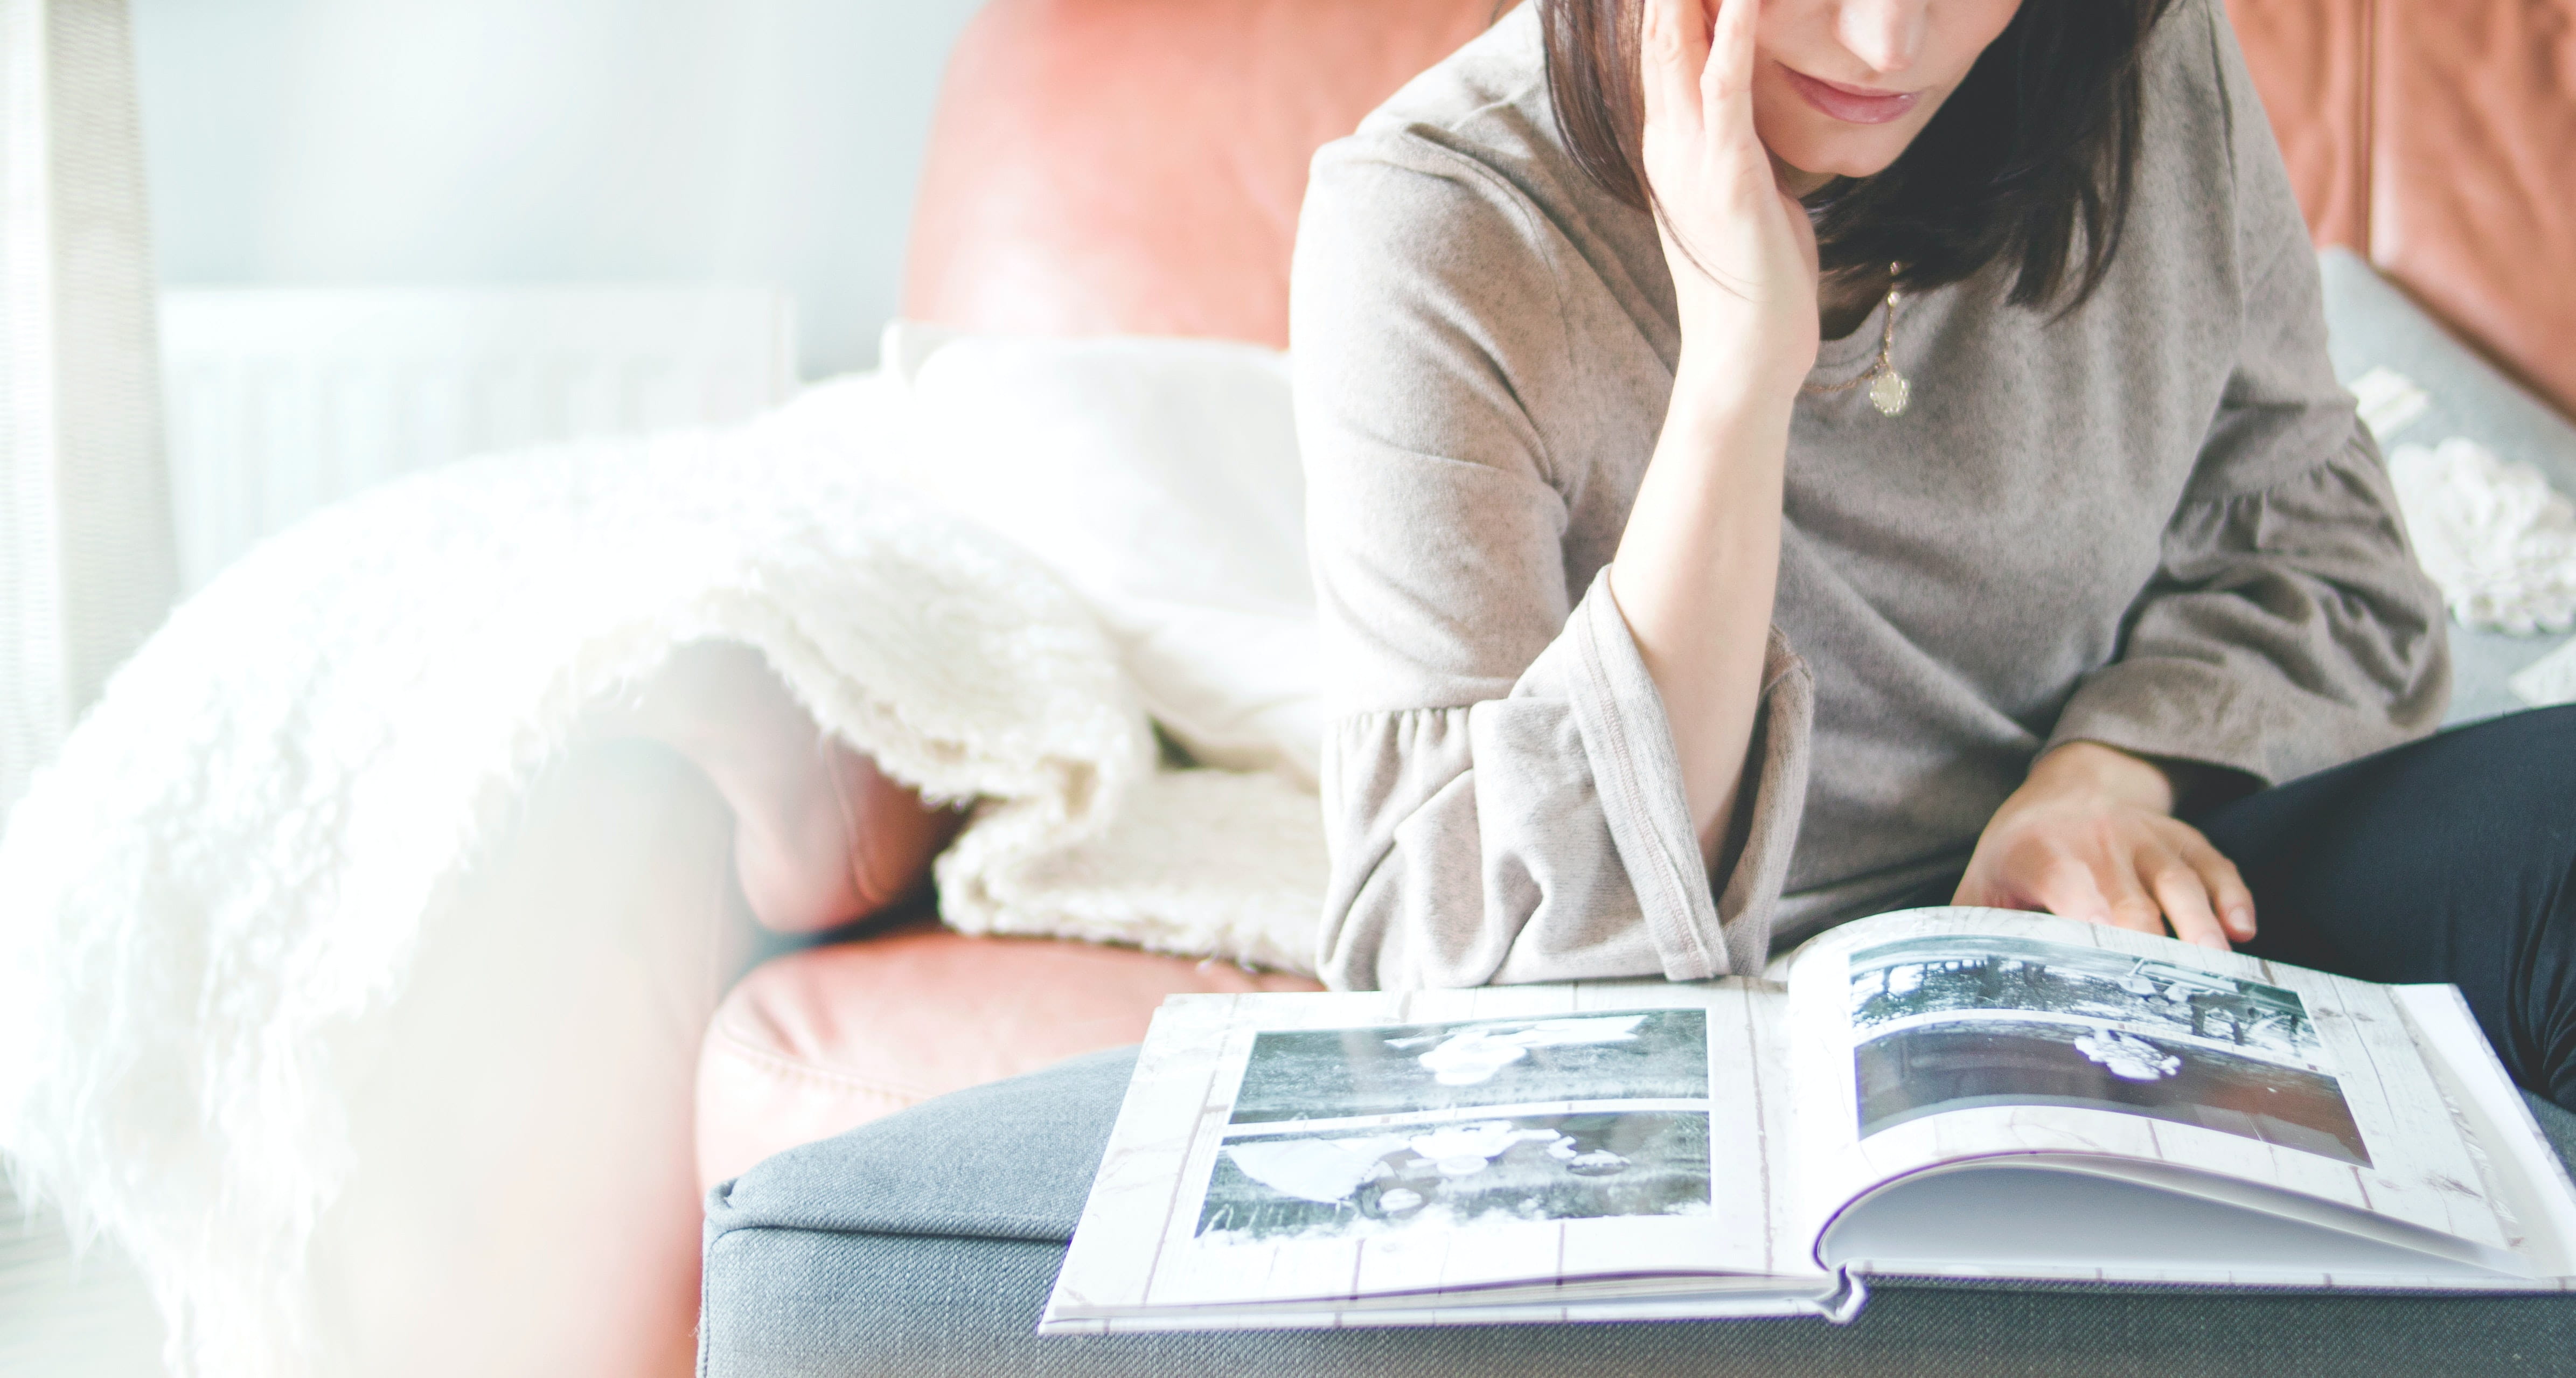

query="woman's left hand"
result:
[1952,742,2257,951]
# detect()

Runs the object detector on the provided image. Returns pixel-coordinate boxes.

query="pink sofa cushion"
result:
[900,0,1497,347]
[694,920,1321,1192]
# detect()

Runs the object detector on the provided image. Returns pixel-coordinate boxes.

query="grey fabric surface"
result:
[2316,246,2576,727]
[701,1047,2576,1377]
[1294,0,2448,992]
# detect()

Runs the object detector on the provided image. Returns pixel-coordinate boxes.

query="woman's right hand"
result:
[1640,0,1821,404]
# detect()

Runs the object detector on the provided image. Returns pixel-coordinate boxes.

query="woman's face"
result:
[1739,0,2026,193]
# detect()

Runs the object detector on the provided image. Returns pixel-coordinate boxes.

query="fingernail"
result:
[2195,934,2229,951]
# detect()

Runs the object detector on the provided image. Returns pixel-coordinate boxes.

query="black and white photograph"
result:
[1193,1110,1712,1245]
[1228,1009,1709,1125]
[1848,935,2326,1070]
[1854,1017,2371,1166]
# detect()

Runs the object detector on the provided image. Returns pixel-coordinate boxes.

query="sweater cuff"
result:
[2043,658,2282,788]
[1716,626,1814,971]
[1554,569,1814,979]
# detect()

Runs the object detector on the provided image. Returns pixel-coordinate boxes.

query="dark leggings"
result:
[2174,704,2576,1112]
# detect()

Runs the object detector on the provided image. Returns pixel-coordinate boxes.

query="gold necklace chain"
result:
[1800,262,1911,417]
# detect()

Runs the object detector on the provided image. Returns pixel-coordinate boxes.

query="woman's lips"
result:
[1780,66,1920,126]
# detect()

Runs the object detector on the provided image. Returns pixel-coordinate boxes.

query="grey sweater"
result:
[1289,0,2448,991]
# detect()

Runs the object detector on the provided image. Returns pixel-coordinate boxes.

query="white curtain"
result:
[0,0,174,819]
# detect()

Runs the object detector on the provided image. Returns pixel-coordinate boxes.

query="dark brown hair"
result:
[1538,0,2180,309]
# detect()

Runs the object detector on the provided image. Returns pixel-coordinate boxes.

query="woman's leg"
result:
[597,641,960,933]
[2187,705,2576,1110]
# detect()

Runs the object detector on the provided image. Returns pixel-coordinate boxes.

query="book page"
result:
[2392,984,2576,1278]
[1044,980,1827,1330]
[1781,908,2516,1263]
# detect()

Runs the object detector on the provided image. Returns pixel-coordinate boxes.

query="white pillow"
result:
[869,321,1323,784]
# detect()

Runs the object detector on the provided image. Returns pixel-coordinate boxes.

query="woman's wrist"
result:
[1672,343,1806,427]
[2018,741,2179,816]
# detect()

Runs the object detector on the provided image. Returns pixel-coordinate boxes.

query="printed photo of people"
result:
[1193,1109,1711,1245]
[1846,936,2369,1166]
[1849,935,2325,1068]
[1228,1008,1709,1126]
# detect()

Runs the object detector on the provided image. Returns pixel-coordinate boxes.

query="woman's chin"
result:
[1771,142,1906,190]
[1756,115,1920,189]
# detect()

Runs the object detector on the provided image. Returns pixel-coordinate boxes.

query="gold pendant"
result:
[1869,368,1911,417]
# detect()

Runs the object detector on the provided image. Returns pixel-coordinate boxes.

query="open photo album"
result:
[1040,907,2576,1333]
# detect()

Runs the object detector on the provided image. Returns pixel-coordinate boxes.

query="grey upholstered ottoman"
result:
[700,1046,2576,1377]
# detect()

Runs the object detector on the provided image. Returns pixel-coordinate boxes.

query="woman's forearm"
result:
[1607,367,1795,866]
[1614,0,1820,871]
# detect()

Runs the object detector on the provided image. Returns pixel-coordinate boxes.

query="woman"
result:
[1292,0,2575,1108]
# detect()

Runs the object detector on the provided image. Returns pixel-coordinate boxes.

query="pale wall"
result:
[133,0,987,379]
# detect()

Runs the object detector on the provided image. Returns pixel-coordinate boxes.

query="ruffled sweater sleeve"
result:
[2045,5,2448,782]
[1291,142,1812,992]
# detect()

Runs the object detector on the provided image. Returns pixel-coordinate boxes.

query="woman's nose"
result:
[1834,0,1930,75]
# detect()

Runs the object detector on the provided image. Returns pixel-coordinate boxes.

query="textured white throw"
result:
[2388,437,2576,636]
[0,373,1324,1374]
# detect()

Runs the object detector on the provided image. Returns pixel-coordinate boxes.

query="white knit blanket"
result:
[0,374,1323,1374]
[2389,436,2576,636]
